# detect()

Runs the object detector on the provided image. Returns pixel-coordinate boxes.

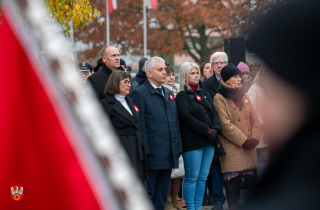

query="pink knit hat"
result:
[237,62,250,73]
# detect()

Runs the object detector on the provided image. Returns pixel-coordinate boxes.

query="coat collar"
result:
[184,85,212,114]
[208,73,220,92]
[105,94,139,129]
[145,80,171,101]
[101,64,113,76]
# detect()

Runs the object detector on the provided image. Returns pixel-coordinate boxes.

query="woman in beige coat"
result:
[213,64,261,210]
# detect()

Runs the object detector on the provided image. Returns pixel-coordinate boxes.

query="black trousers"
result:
[147,169,172,210]
[226,175,242,205]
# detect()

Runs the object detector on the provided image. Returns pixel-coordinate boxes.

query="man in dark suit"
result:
[87,45,120,100]
[131,57,183,210]
[202,52,228,210]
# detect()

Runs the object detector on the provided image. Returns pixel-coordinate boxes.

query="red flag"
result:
[0,10,110,210]
[147,0,157,10]
[108,0,117,14]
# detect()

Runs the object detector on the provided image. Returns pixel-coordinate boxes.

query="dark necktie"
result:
[156,87,163,96]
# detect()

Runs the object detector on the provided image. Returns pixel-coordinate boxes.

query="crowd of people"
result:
[73,42,270,210]
[68,1,320,210]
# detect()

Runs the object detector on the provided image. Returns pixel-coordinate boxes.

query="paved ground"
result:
[199,189,250,210]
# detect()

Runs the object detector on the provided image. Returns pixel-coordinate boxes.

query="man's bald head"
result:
[100,45,120,71]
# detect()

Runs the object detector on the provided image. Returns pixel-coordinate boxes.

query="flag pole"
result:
[106,1,110,45]
[143,0,147,57]
[70,20,74,60]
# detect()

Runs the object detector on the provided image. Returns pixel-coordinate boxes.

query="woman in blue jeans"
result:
[176,62,223,210]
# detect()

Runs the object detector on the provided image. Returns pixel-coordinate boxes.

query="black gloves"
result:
[207,129,219,142]
[242,138,259,149]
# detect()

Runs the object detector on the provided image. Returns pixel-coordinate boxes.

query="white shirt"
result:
[150,82,164,96]
[114,94,132,115]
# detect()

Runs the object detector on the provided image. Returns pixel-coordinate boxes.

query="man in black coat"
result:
[131,56,183,210]
[202,52,228,210]
[87,46,120,100]
[131,57,149,91]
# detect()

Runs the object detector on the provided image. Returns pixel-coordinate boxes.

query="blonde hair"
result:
[179,62,200,91]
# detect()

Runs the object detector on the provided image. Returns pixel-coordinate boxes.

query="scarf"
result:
[218,84,245,110]
[188,83,198,91]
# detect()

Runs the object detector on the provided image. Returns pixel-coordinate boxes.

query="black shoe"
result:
[208,197,214,206]
[203,193,209,206]
[211,203,223,210]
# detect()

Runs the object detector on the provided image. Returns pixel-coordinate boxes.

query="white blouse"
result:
[114,94,132,115]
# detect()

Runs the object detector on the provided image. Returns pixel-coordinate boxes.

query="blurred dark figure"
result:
[76,62,92,83]
[118,58,132,73]
[94,58,103,73]
[242,1,320,210]
[131,57,149,91]
[119,58,127,71]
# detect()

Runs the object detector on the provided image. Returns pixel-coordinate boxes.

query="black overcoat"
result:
[175,87,222,153]
[131,80,183,170]
[202,73,220,99]
[101,94,147,181]
[87,64,113,100]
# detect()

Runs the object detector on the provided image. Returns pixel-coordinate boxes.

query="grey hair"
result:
[145,56,165,75]
[179,62,200,91]
[210,51,228,63]
[100,45,114,57]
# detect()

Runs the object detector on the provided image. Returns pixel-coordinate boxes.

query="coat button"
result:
[238,119,240,121]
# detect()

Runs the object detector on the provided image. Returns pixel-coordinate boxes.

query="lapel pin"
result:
[196,95,201,101]
[169,94,174,100]
[134,105,139,113]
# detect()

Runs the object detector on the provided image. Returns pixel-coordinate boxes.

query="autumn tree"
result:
[0,0,100,35]
[43,0,101,35]
[75,0,284,64]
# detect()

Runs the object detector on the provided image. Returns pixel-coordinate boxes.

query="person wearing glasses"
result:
[101,70,147,182]
[199,61,214,81]
[202,52,228,210]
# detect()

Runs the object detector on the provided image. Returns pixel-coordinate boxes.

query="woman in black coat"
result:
[175,62,224,210]
[101,70,147,182]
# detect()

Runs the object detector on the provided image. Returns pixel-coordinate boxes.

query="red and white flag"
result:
[146,0,157,10]
[0,8,114,210]
[107,0,117,14]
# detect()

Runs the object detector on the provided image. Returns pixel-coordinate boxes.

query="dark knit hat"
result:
[120,58,126,66]
[221,64,241,82]
[139,57,149,70]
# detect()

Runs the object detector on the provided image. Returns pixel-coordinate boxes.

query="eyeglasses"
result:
[166,73,175,77]
[120,80,133,85]
[213,62,227,66]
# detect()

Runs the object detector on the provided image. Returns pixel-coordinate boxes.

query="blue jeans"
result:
[211,160,226,204]
[183,146,215,210]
